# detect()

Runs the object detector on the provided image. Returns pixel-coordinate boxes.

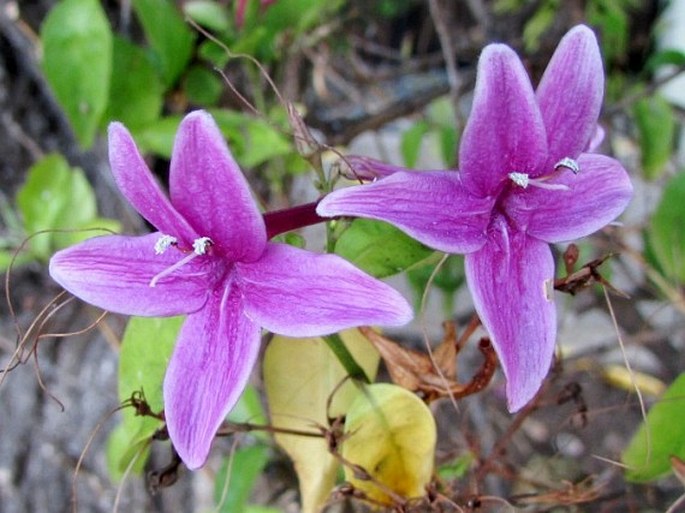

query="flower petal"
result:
[238,243,413,336]
[108,123,198,247]
[505,153,632,243]
[337,156,451,181]
[169,111,267,262]
[164,282,261,469]
[465,217,556,412]
[536,25,604,165]
[317,171,492,254]
[459,44,548,197]
[587,124,605,152]
[49,233,212,316]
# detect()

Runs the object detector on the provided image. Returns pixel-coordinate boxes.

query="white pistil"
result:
[154,234,178,255]
[149,236,214,288]
[554,157,580,175]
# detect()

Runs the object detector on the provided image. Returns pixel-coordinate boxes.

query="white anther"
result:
[554,157,580,175]
[509,172,530,188]
[149,236,213,287]
[192,237,213,255]
[154,234,178,255]
[509,171,571,192]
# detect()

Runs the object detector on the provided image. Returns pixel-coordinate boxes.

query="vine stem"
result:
[323,332,371,384]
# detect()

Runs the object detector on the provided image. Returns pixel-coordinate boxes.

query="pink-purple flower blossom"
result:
[49,111,412,469]
[317,26,633,411]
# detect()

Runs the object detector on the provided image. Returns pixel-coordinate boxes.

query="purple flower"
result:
[49,111,412,468]
[317,26,632,411]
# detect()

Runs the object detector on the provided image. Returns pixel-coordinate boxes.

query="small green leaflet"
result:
[335,219,434,279]
[41,0,112,148]
[15,154,120,263]
[649,171,685,283]
[106,316,183,480]
[623,372,685,482]
[634,94,675,180]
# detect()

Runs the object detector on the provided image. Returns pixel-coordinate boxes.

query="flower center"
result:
[508,157,579,191]
[149,235,213,287]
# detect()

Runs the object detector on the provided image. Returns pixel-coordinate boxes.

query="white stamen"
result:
[509,172,530,188]
[154,234,178,254]
[149,236,213,287]
[554,157,580,175]
[509,171,570,191]
[527,180,571,191]
[193,237,213,255]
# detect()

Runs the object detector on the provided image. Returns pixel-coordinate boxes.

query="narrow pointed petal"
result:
[536,25,604,164]
[49,233,212,316]
[164,283,261,469]
[465,217,556,412]
[108,123,198,247]
[459,45,548,197]
[587,125,605,152]
[505,153,632,243]
[337,156,450,181]
[317,171,492,254]
[169,111,266,262]
[238,243,413,336]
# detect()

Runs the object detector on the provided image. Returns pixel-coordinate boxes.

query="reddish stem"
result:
[263,200,329,239]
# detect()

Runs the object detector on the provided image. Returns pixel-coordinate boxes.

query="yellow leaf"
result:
[341,383,436,505]
[263,329,379,513]
[602,364,666,397]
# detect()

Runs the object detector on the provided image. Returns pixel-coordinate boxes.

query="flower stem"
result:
[263,201,327,239]
[323,333,371,384]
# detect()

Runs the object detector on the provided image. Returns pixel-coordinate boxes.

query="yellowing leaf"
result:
[602,365,666,397]
[341,383,436,505]
[263,329,379,513]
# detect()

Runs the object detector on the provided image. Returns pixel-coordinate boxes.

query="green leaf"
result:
[132,0,195,87]
[264,329,380,513]
[649,171,685,282]
[438,125,458,167]
[406,254,464,315]
[341,383,436,504]
[106,316,183,479]
[131,116,183,158]
[16,154,119,260]
[105,36,164,128]
[522,0,558,52]
[587,0,633,64]
[228,385,266,424]
[335,219,434,278]
[215,445,270,513]
[184,0,232,33]
[261,0,344,34]
[438,453,475,480]
[623,373,685,481]
[199,40,232,68]
[400,121,429,168]
[235,0,344,61]
[244,507,282,513]
[210,109,293,167]
[645,49,685,74]
[184,65,224,106]
[634,95,675,180]
[0,251,32,272]
[41,0,112,148]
